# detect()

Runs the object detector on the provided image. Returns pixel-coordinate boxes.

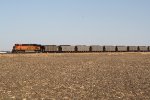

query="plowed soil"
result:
[0,53,150,99]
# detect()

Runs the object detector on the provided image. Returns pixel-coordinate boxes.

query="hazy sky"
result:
[0,0,150,50]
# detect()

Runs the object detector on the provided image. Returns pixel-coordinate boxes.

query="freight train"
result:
[11,44,150,53]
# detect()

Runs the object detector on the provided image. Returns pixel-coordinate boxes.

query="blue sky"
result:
[0,0,150,50]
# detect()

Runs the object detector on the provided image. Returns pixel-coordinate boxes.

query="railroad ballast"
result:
[11,44,150,53]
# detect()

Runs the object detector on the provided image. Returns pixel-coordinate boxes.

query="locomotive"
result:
[12,44,150,53]
[12,44,43,53]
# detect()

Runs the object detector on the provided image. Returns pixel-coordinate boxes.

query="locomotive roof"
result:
[15,44,41,46]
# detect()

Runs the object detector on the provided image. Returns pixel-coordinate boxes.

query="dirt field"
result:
[0,53,150,99]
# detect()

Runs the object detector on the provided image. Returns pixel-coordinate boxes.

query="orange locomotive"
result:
[12,44,43,53]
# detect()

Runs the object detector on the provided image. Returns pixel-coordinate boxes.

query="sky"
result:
[0,0,150,50]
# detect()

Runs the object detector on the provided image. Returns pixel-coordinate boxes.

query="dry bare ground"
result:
[0,52,150,100]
